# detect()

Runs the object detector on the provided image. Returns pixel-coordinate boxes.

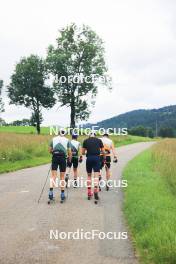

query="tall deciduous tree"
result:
[0,80,4,113]
[46,23,111,128]
[8,55,55,134]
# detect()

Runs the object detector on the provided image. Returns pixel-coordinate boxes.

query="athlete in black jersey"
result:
[82,132,104,203]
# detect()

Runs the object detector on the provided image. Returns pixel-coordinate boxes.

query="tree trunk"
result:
[36,118,40,134]
[70,102,76,128]
[70,88,76,128]
[36,102,41,135]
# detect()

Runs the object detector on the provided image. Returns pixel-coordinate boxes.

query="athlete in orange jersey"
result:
[99,133,118,191]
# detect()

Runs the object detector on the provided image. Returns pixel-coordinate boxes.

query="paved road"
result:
[0,142,154,264]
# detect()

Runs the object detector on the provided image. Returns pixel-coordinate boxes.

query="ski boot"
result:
[48,189,54,204]
[60,191,66,203]
[87,188,93,200]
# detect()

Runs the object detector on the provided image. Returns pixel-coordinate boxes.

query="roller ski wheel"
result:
[73,179,78,188]
[106,184,109,191]
[94,192,99,204]
[60,192,66,204]
[47,197,55,204]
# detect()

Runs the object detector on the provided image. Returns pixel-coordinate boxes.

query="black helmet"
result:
[103,131,109,137]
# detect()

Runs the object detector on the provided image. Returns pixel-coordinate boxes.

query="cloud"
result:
[1,0,176,125]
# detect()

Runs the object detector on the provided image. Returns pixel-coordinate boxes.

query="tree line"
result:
[129,126,175,138]
[0,118,34,127]
[0,23,110,134]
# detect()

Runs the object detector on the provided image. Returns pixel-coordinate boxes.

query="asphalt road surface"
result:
[0,142,154,264]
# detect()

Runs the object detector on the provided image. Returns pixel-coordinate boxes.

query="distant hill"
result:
[86,105,176,132]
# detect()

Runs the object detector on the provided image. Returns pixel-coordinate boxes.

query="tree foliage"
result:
[0,118,6,126]
[129,126,154,138]
[10,119,32,126]
[46,23,111,127]
[158,127,174,138]
[7,55,55,134]
[91,105,176,137]
[0,80,4,113]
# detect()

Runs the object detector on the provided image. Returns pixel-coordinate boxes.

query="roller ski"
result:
[106,183,109,191]
[65,174,69,188]
[48,189,55,204]
[60,191,66,204]
[94,192,99,204]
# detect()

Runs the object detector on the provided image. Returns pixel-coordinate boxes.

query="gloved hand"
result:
[79,156,83,163]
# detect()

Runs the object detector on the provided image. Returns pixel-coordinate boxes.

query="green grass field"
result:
[0,126,154,143]
[112,135,154,147]
[0,133,51,173]
[123,140,176,264]
[0,126,154,173]
[0,126,49,134]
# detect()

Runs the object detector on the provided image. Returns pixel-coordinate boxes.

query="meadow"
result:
[0,126,154,173]
[0,133,51,173]
[0,126,49,134]
[123,139,176,263]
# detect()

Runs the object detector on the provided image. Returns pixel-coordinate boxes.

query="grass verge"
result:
[123,145,176,263]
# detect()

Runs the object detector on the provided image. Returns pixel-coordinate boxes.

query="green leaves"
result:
[7,55,56,134]
[0,80,4,113]
[6,23,111,129]
[46,23,111,127]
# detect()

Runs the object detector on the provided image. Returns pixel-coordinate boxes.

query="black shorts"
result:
[67,157,79,169]
[86,155,100,173]
[100,156,111,169]
[52,154,66,172]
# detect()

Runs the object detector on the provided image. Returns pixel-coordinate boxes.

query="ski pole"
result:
[38,165,51,203]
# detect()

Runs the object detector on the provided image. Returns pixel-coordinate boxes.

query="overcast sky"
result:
[1,0,176,126]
